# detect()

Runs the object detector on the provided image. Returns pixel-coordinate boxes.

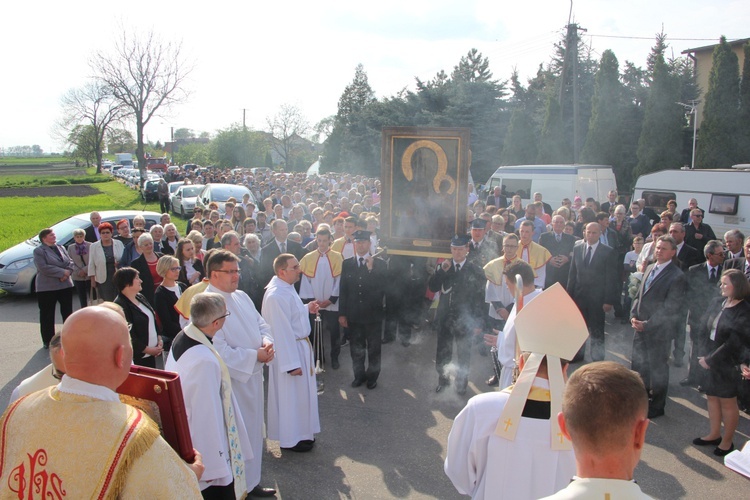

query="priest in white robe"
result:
[206,250,277,498]
[263,252,321,453]
[445,283,589,500]
[166,293,253,498]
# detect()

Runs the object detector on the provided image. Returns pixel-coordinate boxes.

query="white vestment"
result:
[165,340,252,490]
[210,284,273,489]
[541,477,652,499]
[10,363,58,403]
[262,276,320,447]
[497,288,543,389]
[299,251,340,312]
[445,379,575,500]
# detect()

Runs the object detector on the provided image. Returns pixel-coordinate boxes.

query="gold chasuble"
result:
[0,388,198,499]
[517,242,551,276]
[299,249,343,278]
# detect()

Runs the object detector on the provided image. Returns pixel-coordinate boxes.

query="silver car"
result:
[0,210,161,295]
[170,184,205,217]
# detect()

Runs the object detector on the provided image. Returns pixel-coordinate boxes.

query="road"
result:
[1,293,748,499]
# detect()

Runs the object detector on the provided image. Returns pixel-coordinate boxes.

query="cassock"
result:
[497,289,542,389]
[445,379,575,500]
[165,327,253,492]
[210,284,273,489]
[262,276,320,448]
[299,249,342,313]
[541,477,653,499]
[483,257,515,321]
[517,241,551,289]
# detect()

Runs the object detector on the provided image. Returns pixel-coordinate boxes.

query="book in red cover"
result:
[116,365,195,462]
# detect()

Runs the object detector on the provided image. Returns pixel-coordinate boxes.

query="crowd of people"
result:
[9,168,750,498]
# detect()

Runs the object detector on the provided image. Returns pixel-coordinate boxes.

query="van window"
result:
[709,194,738,215]
[499,179,532,199]
[642,191,677,214]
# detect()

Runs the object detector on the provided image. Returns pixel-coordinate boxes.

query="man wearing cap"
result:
[445,283,586,499]
[339,230,387,389]
[467,219,500,269]
[428,234,486,395]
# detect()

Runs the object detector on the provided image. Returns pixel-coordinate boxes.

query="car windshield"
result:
[182,186,203,197]
[169,182,183,193]
[210,185,251,201]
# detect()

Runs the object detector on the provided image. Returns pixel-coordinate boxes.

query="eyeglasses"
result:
[693,215,703,218]
[503,245,519,249]
[169,266,182,271]
[213,311,231,322]
[214,269,241,275]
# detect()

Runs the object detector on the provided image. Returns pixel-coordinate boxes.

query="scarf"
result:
[75,242,88,256]
[183,323,247,499]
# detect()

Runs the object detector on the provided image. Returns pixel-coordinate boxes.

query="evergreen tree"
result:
[739,43,750,162]
[635,41,684,177]
[618,61,648,190]
[501,71,538,165]
[582,50,624,172]
[697,36,740,168]
[537,95,571,163]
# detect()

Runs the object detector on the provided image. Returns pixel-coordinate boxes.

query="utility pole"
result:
[559,23,586,163]
[243,109,247,131]
[677,100,700,169]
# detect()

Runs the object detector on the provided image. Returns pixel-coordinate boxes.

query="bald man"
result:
[0,306,203,498]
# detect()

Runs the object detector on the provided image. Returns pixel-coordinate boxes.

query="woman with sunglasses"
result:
[154,255,186,351]
[114,267,163,368]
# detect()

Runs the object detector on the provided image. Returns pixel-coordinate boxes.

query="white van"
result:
[484,164,617,210]
[633,166,750,237]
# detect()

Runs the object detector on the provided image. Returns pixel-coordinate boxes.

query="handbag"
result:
[88,286,104,306]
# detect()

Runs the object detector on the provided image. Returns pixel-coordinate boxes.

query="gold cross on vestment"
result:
[503,418,513,431]
[557,432,565,443]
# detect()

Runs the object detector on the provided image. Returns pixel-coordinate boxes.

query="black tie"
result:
[359,257,364,268]
[555,234,561,243]
[455,263,461,272]
[710,268,716,282]
[584,246,592,266]
[280,242,286,254]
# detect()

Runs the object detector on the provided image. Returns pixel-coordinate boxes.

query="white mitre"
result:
[494,283,588,450]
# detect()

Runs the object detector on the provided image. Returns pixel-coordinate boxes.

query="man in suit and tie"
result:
[600,190,618,215]
[670,222,701,271]
[724,235,750,278]
[338,230,387,389]
[630,235,688,418]
[260,219,306,286]
[539,215,576,289]
[724,230,745,260]
[567,222,619,362]
[485,186,507,210]
[682,240,725,388]
[84,211,102,243]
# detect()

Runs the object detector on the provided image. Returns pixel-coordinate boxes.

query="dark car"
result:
[141,179,161,201]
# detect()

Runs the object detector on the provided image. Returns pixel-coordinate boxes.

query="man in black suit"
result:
[428,235,486,395]
[539,215,576,289]
[533,192,553,216]
[567,222,619,362]
[630,235,688,419]
[682,240,725,388]
[723,229,745,260]
[724,236,750,278]
[669,222,701,271]
[680,198,704,225]
[485,186,507,210]
[684,208,716,261]
[260,219,306,286]
[84,211,102,243]
[466,219,500,269]
[600,190,618,215]
[339,230,387,390]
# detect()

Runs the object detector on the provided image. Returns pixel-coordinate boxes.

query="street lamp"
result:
[677,100,700,169]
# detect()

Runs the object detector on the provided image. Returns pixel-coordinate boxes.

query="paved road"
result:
[1,293,748,498]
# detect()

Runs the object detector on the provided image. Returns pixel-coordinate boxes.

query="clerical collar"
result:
[58,376,120,402]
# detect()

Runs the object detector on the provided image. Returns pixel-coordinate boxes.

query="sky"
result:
[1,0,747,153]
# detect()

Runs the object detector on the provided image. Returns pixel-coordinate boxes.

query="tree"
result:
[107,127,136,153]
[58,81,124,173]
[266,103,310,171]
[173,128,194,140]
[739,43,750,162]
[173,142,211,166]
[91,28,191,180]
[635,39,684,177]
[581,50,624,178]
[67,125,98,167]
[537,96,571,163]
[697,36,741,168]
[211,125,268,168]
[452,48,495,84]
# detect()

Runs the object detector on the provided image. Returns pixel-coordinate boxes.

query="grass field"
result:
[0,178,161,253]
[0,156,76,166]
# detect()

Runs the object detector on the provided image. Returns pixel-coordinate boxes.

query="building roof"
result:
[682,37,750,55]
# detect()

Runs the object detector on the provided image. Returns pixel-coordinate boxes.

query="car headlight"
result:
[6,257,34,270]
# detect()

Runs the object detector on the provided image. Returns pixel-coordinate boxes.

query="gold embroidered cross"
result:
[503,418,513,431]
[557,432,565,443]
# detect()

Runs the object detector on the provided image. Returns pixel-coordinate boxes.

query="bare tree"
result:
[58,81,124,173]
[90,29,191,180]
[266,103,310,170]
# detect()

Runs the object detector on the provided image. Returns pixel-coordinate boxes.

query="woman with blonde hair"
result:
[153,255,186,351]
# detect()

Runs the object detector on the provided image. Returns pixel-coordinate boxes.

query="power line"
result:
[587,34,744,41]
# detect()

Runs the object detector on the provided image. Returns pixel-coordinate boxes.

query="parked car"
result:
[0,210,161,295]
[141,179,161,201]
[168,181,184,196]
[195,183,256,215]
[171,184,205,217]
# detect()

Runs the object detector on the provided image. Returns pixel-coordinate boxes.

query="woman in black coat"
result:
[113,267,163,368]
[129,233,163,307]
[694,269,750,456]
[153,255,187,351]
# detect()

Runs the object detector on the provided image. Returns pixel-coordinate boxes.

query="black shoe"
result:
[281,441,314,453]
[714,443,735,456]
[351,378,365,388]
[331,359,340,370]
[647,408,665,419]
[693,436,722,446]
[680,378,696,387]
[249,485,277,497]
[366,380,378,389]
[486,375,499,386]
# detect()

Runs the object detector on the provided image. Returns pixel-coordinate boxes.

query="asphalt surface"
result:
[1,293,749,499]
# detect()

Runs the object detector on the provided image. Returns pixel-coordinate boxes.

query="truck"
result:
[632,165,750,237]
[484,164,617,210]
[146,157,169,173]
[114,153,134,166]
